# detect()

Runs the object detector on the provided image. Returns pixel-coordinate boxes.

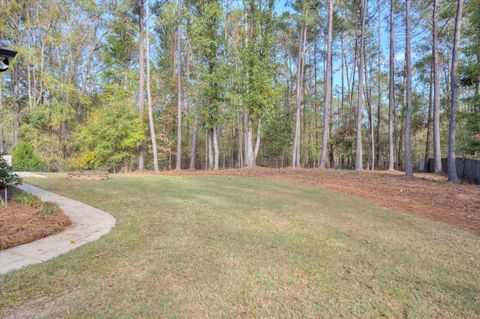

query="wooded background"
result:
[0,0,478,181]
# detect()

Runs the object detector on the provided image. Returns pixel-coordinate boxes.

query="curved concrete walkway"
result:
[0,184,115,274]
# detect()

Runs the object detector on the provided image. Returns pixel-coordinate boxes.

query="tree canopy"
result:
[0,0,478,173]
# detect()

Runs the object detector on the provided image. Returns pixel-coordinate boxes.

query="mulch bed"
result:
[156,167,480,235]
[0,198,71,250]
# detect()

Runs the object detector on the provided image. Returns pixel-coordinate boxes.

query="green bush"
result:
[0,157,21,189]
[12,142,44,171]
[77,100,145,171]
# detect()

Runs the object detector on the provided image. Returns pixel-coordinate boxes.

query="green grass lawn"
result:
[1,174,479,318]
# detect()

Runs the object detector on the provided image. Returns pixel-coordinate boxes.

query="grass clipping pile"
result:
[0,190,71,250]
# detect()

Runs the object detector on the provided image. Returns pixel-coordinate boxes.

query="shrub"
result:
[12,142,44,171]
[69,151,98,170]
[0,157,21,189]
[77,100,145,171]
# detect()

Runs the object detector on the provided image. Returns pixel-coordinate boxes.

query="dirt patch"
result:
[2,292,70,319]
[155,168,480,235]
[0,193,71,250]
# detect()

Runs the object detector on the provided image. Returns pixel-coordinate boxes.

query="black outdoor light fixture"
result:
[0,48,17,73]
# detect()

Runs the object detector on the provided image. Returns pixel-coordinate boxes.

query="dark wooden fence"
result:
[425,158,480,184]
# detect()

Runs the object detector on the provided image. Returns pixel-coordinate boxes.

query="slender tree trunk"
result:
[189,49,199,170]
[432,0,442,173]
[292,23,306,169]
[365,58,375,170]
[404,0,414,177]
[27,64,33,110]
[146,0,159,173]
[254,119,261,162]
[12,68,19,145]
[341,33,345,127]
[397,71,407,170]
[208,129,214,169]
[213,126,219,170]
[244,115,255,167]
[247,117,256,167]
[388,0,395,170]
[138,0,146,171]
[376,0,382,168]
[398,118,404,170]
[448,0,464,182]
[355,0,366,171]
[189,111,198,169]
[237,111,243,167]
[329,56,334,168]
[349,36,356,101]
[319,0,334,169]
[314,36,319,156]
[176,4,183,170]
[348,36,358,127]
[424,65,433,171]
[243,113,249,166]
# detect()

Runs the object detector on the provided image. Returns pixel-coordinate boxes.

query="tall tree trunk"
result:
[176,3,183,170]
[448,0,464,182]
[349,35,357,114]
[12,68,19,145]
[424,65,433,171]
[189,49,198,170]
[314,36,319,156]
[404,0,414,177]
[388,0,395,170]
[329,56,334,168]
[355,0,366,171]
[398,118,404,170]
[341,32,346,127]
[243,113,248,166]
[292,23,306,169]
[208,129,214,169]
[146,0,159,173]
[376,0,382,168]
[397,71,407,170]
[432,0,442,173]
[319,0,334,169]
[189,111,198,169]
[138,0,146,171]
[254,119,261,162]
[27,64,33,110]
[244,115,255,167]
[365,58,375,170]
[213,126,219,170]
[237,111,244,167]
[348,35,358,127]
[284,54,292,114]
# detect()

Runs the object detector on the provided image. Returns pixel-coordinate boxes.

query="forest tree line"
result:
[0,0,479,181]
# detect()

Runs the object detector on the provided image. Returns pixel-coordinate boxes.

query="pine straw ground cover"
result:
[0,174,479,318]
[0,189,71,250]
